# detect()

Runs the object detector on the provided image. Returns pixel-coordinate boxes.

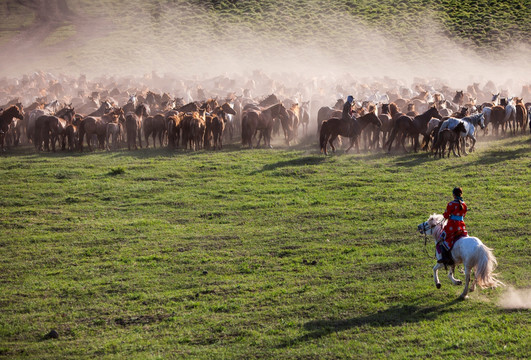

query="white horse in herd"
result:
[418,214,503,300]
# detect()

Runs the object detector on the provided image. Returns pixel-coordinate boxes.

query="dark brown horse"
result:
[241,103,289,148]
[211,114,225,150]
[432,122,466,158]
[386,106,442,153]
[143,114,166,148]
[0,105,24,151]
[320,111,381,155]
[124,104,149,150]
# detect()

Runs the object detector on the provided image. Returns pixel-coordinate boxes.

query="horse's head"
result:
[429,106,442,120]
[418,214,445,239]
[478,113,485,129]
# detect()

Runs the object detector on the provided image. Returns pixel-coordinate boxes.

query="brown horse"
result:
[106,111,126,151]
[320,111,381,155]
[241,103,289,148]
[125,104,149,150]
[143,114,166,148]
[300,101,310,136]
[80,107,124,152]
[34,107,75,152]
[432,122,466,158]
[386,106,442,153]
[376,104,394,148]
[283,103,300,146]
[514,98,528,134]
[0,105,24,151]
[167,114,182,149]
[211,114,225,150]
[316,99,343,135]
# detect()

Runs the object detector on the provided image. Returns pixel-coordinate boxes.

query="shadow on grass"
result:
[278,298,463,348]
[250,156,327,174]
[446,145,530,169]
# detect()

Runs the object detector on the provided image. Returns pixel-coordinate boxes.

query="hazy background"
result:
[1,0,530,93]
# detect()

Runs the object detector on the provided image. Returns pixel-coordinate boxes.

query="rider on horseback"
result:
[437,187,468,265]
[342,95,355,121]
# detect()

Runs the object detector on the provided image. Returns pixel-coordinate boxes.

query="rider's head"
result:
[347,95,354,103]
[452,187,463,198]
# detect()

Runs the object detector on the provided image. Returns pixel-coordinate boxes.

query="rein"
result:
[421,218,445,259]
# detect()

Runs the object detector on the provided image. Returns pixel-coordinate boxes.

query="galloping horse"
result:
[0,105,24,151]
[418,214,503,299]
[320,111,381,155]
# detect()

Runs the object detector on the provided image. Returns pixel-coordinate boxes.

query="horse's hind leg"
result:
[459,265,472,300]
[329,135,338,153]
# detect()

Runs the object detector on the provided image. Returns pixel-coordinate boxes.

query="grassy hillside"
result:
[0,136,530,359]
[0,0,530,78]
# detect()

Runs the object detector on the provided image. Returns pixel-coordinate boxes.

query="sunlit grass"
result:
[0,136,529,358]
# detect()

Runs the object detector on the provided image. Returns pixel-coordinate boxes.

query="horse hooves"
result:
[436,283,441,289]
[455,280,462,286]
[458,294,468,300]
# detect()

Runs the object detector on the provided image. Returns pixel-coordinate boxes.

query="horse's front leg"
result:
[433,263,445,289]
[447,265,462,285]
[461,136,468,155]
[459,265,471,300]
[469,136,476,152]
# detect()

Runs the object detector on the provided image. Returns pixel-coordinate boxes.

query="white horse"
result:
[438,113,485,154]
[418,214,503,299]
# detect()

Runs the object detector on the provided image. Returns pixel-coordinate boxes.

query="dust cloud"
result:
[1,1,531,96]
[498,287,531,309]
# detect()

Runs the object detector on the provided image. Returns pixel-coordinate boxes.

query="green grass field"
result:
[1,135,530,359]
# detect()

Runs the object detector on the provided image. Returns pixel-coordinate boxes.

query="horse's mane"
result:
[428,214,446,227]
[259,94,279,107]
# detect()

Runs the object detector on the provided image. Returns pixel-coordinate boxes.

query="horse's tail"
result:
[475,244,504,289]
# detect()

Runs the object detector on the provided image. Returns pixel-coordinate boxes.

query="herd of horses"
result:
[1,74,529,156]
[318,94,529,157]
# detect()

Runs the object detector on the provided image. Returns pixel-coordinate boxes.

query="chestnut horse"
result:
[241,103,289,148]
[79,107,124,152]
[0,105,24,151]
[34,107,76,152]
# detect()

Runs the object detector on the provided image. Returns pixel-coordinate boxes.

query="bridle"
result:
[419,218,445,259]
